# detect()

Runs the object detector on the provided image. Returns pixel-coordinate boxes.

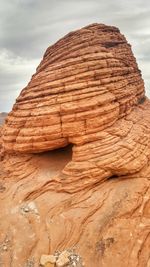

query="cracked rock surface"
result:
[0,24,150,267]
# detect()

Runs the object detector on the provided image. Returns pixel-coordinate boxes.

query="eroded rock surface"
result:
[0,24,150,267]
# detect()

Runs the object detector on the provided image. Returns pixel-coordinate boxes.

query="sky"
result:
[0,0,150,112]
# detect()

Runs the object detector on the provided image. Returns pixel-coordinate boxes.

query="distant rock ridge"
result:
[0,24,150,267]
[0,112,7,125]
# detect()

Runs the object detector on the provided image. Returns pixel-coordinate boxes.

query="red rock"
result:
[0,24,150,267]
[2,24,145,154]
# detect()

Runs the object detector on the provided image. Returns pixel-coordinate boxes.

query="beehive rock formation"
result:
[2,23,149,187]
[2,24,145,155]
[0,24,150,267]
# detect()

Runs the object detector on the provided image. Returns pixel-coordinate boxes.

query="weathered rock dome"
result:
[3,23,150,188]
[3,23,145,154]
[1,24,150,267]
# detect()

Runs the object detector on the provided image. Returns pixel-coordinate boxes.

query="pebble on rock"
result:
[56,250,71,267]
[40,254,57,266]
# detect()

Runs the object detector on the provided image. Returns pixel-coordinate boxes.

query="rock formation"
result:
[0,24,150,267]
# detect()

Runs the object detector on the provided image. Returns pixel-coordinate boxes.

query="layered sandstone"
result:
[0,150,150,267]
[0,24,150,267]
[2,23,148,186]
[2,23,145,155]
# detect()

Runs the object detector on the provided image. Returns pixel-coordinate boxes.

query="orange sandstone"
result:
[0,24,150,267]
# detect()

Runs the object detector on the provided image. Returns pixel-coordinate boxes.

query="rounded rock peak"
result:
[2,23,145,153]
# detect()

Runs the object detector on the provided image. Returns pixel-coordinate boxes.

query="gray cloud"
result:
[0,0,150,111]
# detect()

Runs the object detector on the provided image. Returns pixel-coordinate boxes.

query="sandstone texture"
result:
[0,24,150,267]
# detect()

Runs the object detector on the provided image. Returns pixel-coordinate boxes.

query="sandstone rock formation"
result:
[0,24,150,267]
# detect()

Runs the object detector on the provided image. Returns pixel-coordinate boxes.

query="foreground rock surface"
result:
[0,152,150,267]
[0,24,150,267]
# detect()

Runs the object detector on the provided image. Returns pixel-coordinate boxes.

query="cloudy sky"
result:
[0,0,150,111]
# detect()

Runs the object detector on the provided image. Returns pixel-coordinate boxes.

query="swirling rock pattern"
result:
[0,152,150,267]
[0,24,150,267]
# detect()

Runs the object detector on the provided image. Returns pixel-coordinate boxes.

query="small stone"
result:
[28,201,39,214]
[56,250,71,267]
[48,255,56,264]
[40,255,56,266]
[24,207,30,212]
[54,251,61,258]
[3,245,7,251]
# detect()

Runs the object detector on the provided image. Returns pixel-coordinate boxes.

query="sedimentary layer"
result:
[0,150,150,267]
[2,23,145,154]
[1,24,150,267]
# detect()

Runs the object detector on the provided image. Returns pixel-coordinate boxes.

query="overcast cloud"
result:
[0,0,150,111]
